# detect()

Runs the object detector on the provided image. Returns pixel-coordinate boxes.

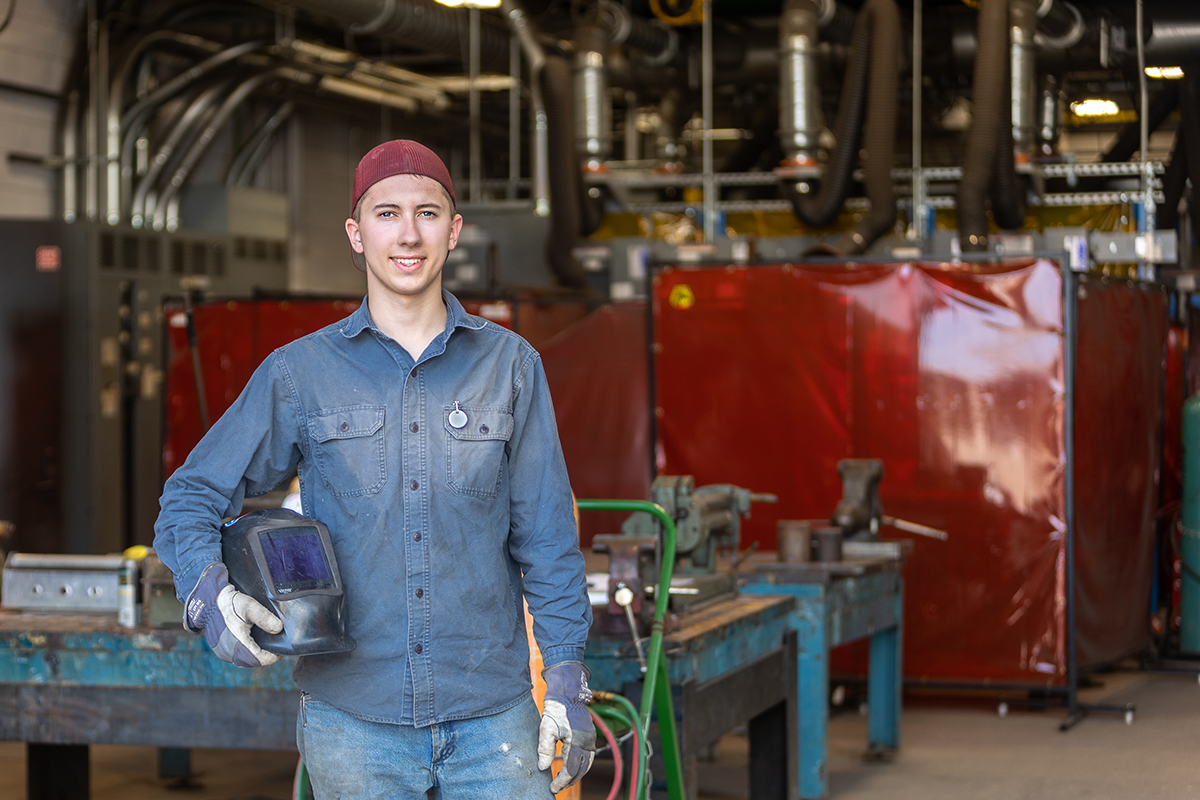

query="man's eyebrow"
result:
[370,201,444,211]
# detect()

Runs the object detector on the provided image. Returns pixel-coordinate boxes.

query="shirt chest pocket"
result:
[444,405,514,499]
[309,405,387,498]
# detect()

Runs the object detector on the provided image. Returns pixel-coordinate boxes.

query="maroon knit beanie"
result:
[351,139,456,213]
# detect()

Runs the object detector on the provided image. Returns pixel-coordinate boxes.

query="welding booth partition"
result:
[548,259,1167,686]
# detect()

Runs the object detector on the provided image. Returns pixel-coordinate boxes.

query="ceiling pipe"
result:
[130,82,229,228]
[118,40,268,222]
[574,23,611,172]
[275,0,513,71]
[1034,0,1084,49]
[778,0,822,167]
[500,0,549,216]
[1144,6,1200,66]
[1010,0,1038,160]
[105,31,225,224]
[155,68,311,231]
[226,100,296,186]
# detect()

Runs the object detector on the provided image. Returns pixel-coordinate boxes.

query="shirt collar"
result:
[340,289,486,339]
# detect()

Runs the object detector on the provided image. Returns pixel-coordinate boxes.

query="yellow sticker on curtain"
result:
[668,284,695,310]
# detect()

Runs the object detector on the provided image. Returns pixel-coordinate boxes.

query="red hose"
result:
[589,709,623,800]
[628,715,641,800]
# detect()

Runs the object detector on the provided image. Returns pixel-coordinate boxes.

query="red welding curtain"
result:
[1073,277,1167,671]
[649,260,1164,684]
[541,303,652,544]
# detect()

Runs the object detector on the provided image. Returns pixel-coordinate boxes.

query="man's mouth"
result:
[392,256,424,270]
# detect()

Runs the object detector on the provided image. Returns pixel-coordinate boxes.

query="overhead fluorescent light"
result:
[1070,99,1120,118]
[435,0,501,7]
[1145,66,1185,79]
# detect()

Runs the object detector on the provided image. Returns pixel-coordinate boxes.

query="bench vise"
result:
[593,476,776,631]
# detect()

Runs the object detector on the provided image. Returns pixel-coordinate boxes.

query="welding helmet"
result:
[221,508,355,657]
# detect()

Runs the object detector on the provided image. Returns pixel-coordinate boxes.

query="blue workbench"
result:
[587,593,798,800]
[739,553,904,800]
[0,611,298,798]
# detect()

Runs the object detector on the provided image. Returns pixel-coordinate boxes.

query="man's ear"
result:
[448,213,464,250]
[345,218,364,253]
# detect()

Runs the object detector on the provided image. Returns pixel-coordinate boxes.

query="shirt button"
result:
[413,532,422,541]
[410,422,419,433]
[414,644,423,654]
[410,480,419,491]
[480,424,489,434]
[415,588,424,598]
[340,422,349,432]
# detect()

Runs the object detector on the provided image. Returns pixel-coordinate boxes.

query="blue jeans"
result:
[297,693,554,800]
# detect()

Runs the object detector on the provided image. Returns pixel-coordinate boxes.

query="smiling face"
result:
[345,173,462,305]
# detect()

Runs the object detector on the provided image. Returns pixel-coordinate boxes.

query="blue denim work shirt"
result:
[154,291,591,726]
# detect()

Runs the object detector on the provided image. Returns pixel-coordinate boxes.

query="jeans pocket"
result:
[309,405,387,498]
[444,405,513,499]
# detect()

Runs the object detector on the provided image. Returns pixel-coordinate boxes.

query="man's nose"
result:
[395,214,421,245]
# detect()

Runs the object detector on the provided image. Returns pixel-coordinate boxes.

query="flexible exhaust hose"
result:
[831,0,900,254]
[540,53,588,288]
[782,0,871,229]
[957,0,1009,252]
[988,39,1027,232]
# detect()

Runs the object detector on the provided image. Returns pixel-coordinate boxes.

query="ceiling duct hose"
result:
[540,53,588,288]
[830,0,901,255]
[781,0,870,229]
[989,127,1027,230]
[1175,66,1200,247]
[1035,0,1084,49]
[988,37,1027,232]
[281,0,511,70]
[957,0,1009,253]
[818,0,857,45]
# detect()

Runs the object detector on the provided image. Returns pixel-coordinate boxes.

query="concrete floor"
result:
[2,668,1198,799]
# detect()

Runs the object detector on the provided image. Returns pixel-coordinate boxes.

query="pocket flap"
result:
[443,405,514,441]
[309,405,385,442]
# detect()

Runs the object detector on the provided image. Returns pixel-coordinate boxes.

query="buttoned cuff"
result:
[174,558,218,606]
[540,645,586,667]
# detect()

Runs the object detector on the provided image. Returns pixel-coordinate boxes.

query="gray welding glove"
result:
[538,661,596,792]
[185,562,282,668]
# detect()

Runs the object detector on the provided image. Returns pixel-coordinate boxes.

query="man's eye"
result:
[379,210,395,218]
[419,210,435,218]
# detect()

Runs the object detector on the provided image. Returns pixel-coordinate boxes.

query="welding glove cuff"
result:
[185,562,282,668]
[537,661,596,793]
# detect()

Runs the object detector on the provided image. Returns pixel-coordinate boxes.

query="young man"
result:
[154,140,595,798]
